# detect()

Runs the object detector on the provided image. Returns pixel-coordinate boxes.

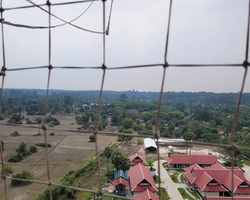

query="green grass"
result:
[180,174,186,183]
[169,173,180,183]
[243,159,250,166]
[146,157,157,165]
[156,187,171,200]
[187,188,201,199]
[178,188,194,200]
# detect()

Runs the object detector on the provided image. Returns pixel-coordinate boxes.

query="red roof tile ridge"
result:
[139,163,145,180]
[146,188,151,199]
[229,171,244,193]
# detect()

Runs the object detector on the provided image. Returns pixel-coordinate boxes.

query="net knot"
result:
[154,133,159,139]
[243,60,249,68]
[231,143,239,152]
[97,190,103,197]
[0,7,4,13]
[163,62,169,68]
[0,66,6,76]
[48,65,53,70]
[46,0,51,6]
[102,64,107,70]
[42,124,47,131]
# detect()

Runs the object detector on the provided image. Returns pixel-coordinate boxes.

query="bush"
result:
[49,132,55,136]
[11,169,35,186]
[2,164,14,176]
[10,131,21,137]
[30,145,38,153]
[8,152,23,162]
[71,123,74,125]
[33,133,42,136]
[137,138,143,145]
[89,135,95,142]
[36,143,52,148]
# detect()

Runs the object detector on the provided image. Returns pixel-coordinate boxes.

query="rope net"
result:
[0,0,249,200]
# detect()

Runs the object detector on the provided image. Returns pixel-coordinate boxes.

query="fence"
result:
[0,0,250,200]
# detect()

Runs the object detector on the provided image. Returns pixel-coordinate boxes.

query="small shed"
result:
[144,138,157,152]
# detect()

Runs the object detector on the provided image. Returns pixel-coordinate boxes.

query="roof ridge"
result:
[147,188,151,199]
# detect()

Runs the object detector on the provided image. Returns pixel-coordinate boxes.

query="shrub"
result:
[50,132,55,136]
[33,133,42,136]
[71,123,74,125]
[30,145,38,153]
[36,143,52,148]
[89,135,95,142]
[137,138,143,145]
[8,152,23,162]
[10,131,21,137]
[1,164,14,176]
[11,169,35,186]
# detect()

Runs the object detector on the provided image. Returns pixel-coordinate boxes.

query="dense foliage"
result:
[8,142,37,162]
[11,169,35,186]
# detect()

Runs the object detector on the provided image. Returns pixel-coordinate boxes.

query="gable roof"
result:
[184,163,202,172]
[114,169,128,180]
[166,154,218,165]
[129,153,147,166]
[184,162,250,194]
[113,177,129,187]
[129,163,158,192]
[133,189,160,200]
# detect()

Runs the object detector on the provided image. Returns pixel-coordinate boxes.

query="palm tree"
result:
[36,117,43,134]
[103,146,113,173]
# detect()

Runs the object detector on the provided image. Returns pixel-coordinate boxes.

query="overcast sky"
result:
[1,0,250,92]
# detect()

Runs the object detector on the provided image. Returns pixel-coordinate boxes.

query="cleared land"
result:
[0,114,116,200]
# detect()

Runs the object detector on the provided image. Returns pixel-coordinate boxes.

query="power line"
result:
[25,0,104,34]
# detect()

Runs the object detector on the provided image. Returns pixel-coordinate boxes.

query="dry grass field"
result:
[0,114,117,200]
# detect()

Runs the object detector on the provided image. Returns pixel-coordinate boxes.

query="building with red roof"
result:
[129,163,158,196]
[165,154,218,169]
[129,153,147,167]
[133,188,160,200]
[184,162,250,199]
[113,177,129,192]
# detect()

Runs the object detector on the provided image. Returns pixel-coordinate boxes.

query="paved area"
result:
[153,160,187,200]
[243,165,250,180]
[177,173,183,183]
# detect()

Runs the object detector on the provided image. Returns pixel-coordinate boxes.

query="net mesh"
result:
[0,0,249,200]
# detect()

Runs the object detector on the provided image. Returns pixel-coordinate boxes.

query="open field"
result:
[0,114,117,200]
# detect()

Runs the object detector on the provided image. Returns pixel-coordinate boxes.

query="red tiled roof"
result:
[133,189,160,200]
[129,153,147,166]
[129,163,158,192]
[184,162,250,194]
[166,154,218,165]
[112,177,129,187]
[184,163,202,172]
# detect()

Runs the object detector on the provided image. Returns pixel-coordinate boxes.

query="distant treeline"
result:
[2,88,250,105]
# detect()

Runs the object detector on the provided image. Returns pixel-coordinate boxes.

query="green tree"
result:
[111,151,123,169]
[119,93,128,101]
[36,117,43,134]
[126,109,139,120]
[103,146,113,173]
[122,117,134,129]
[140,111,155,122]
[176,102,185,112]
